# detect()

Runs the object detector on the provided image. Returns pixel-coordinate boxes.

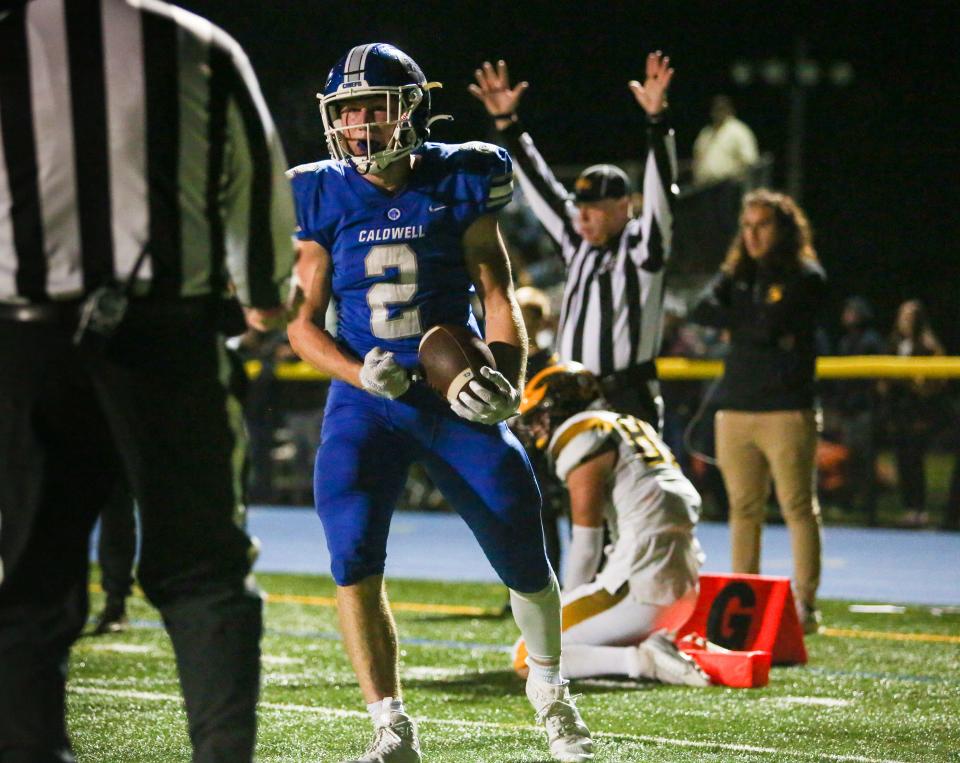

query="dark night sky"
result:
[181,0,959,348]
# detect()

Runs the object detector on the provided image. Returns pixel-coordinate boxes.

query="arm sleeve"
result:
[689,272,733,328]
[636,116,679,273]
[499,120,580,256]
[562,525,605,590]
[218,33,296,308]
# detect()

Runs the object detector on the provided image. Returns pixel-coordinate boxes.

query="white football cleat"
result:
[637,630,711,687]
[526,677,594,762]
[342,710,421,763]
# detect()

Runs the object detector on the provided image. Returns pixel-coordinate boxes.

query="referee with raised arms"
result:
[471,52,678,429]
[0,0,295,760]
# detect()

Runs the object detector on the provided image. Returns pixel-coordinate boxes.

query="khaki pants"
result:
[716,409,822,607]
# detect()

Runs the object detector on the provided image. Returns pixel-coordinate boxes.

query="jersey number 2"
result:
[365,244,422,339]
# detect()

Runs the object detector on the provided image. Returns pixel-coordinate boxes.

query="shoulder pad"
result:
[286,161,320,180]
[456,141,511,175]
[549,410,619,482]
[422,141,512,213]
[424,141,510,175]
[286,159,342,180]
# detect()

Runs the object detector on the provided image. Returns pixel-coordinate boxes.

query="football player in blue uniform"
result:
[287,44,593,763]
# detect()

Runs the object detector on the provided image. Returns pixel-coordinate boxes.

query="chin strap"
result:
[426,114,453,129]
[422,82,453,131]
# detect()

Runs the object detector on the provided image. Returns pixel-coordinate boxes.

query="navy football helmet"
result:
[318,43,447,174]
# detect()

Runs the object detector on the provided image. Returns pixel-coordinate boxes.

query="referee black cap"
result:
[573,164,632,203]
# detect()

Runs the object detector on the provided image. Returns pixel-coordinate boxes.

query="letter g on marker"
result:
[706,581,756,650]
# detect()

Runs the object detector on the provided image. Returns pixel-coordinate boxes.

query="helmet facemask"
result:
[515,407,554,451]
[320,84,431,175]
[516,362,604,451]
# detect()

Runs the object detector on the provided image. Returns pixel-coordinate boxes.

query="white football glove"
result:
[359,346,410,399]
[450,366,521,425]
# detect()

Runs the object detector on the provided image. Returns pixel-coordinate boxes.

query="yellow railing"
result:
[245,356,960,382]
[657,356,960,380]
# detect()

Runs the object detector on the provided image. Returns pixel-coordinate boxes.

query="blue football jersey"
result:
[288,142,513,368]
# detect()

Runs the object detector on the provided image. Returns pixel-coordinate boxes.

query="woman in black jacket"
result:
[690,189,827,634]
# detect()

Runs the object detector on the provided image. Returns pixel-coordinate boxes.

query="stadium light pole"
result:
[731,36,854,202]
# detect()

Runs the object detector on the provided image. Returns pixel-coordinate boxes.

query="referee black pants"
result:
[0,303,262,762]
[97,481,137,606]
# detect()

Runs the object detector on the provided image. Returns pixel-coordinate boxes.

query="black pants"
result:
[97,482,137,605]
[603,380,663,431]
[0,304,262,762]
[893,428,928,512]
[840,410,878,524]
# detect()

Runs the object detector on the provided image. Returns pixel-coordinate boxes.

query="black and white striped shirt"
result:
[0,0,294,307]
[501,118,677,379]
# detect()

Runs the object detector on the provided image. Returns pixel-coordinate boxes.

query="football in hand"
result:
[418,324,496,404]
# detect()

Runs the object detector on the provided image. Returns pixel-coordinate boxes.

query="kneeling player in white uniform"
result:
[513,362,710,686]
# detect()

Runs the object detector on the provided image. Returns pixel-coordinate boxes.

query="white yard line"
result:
[82,643,158,655]
[70,685,910,763]
[766,696,853,707]
[261,655,306,666]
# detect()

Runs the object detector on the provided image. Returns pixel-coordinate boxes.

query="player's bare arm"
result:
[564,448,617,588]
[628,51,673,116]
[287,240,363,388]
[463,213,527,388]
[566,450,617,529]
[468,59,528,132]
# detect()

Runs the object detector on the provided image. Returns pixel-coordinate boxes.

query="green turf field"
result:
[71,572,959,762]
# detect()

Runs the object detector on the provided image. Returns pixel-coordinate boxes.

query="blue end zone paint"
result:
[242,508,960,606]
[91,508,960,605]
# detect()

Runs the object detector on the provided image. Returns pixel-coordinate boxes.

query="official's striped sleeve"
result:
[636,118,678,273]
[215,28,295,308]
[499,120,580,255]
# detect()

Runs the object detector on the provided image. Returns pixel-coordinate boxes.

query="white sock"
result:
[627,643,655,680]
[526,655,563,685]
[367,696,406,723]
[563,525,604,590]
[509,572,562,665]
[562,643,637,680]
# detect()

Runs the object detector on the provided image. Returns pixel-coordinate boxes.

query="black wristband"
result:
[499,117,525,138]
[491,112,516,120]
[647,108,669,124]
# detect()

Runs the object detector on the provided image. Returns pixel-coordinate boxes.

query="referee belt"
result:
[598,361,658,396]
[0,299,83,322]
[0,296,228,323]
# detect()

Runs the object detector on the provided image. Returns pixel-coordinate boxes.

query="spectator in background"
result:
[692,95,758,187]
[689,189,827,634]
[516,286,557,378]
[659,309,707,476]
[884,299,945,528]
[943,448,960,531]
[92,485,137,635]
[514,286,564,574]
[834,297,885,525]
[236,329,289,503]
